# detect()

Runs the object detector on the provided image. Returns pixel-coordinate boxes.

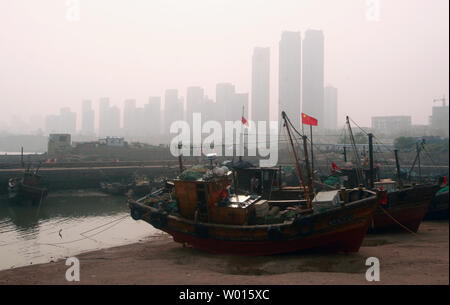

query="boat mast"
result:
[346,116,364,186]
[281,111,311,207]
[302,135,315,199]
[416,141,422,184]
[394,149,403,188]
[368,133,374,189]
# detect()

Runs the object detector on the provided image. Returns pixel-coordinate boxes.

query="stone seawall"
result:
[0,165,180,194]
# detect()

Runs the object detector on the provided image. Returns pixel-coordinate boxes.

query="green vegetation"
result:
[394,136,449,153]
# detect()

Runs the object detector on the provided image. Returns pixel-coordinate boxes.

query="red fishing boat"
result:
[128,112,383,255]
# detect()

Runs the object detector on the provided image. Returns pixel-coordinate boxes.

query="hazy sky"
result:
[0,0,448,130]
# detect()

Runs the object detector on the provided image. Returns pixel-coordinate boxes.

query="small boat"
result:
[99,181,131,195]
[424,185,449,220]
[131,175,151,198]
[8,167,48,204]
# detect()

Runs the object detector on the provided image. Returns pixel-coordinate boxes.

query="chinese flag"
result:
[331,162,339,171]
[302,113,318,126]
[241,116,249,127]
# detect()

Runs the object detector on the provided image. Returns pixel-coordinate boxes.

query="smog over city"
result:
[0,0,448,290]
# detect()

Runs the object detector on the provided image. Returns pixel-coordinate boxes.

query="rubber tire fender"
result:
[150,213,167,229]
[130,208,142,221]
[294,217,314,236]
[267,226,283,242]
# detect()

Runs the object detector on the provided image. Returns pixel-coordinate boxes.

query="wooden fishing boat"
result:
[131,175,151,197]
[342,117,440,233]
[8,168,48,204]
[129,173,383,255]
[129,111,383,255]
[369,182,440,232]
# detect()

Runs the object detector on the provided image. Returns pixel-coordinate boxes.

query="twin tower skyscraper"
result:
[252,30,336,130]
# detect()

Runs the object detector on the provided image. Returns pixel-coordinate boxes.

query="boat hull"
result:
[370,184,439,232]
[8,183,48,204]
[130,194,380,256]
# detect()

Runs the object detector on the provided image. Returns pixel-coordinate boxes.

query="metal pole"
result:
[178,142,184,174]
[394,149,403,188]
[368,133,374,189]
[302,135,315,199]
[343,146,347,162]
[310,125,314,179]
[416,142,422,184]
[281,111,311,207]
[21,147,24,168]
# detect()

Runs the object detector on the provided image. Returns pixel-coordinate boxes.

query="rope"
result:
[38,215,129,246]
[378,206,419,236]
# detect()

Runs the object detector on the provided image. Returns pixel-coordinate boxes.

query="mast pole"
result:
[281,111,311,207]
[310,125,314,179]
[302,135,315,199]
[368,133,374,189]
[416,141,422,184]
[346,116,364,186]
[394,149,403,188]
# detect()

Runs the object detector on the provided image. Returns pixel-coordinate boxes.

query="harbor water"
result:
[0,190,159,270]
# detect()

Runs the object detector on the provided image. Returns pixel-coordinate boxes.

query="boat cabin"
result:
[173,171,261,225]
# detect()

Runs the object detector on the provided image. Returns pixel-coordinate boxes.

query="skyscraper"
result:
[302,29,324,127]
[164,89,183,135]
[81,100,95,135]
[279,31,301,128]
[324,86,338,130]
[251,47,270,124]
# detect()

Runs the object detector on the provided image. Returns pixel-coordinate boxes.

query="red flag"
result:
[302,113,318,126]
[331,162,339,171]
[443,176,447,186]
[241,116,249,127]
[378,187,387,204]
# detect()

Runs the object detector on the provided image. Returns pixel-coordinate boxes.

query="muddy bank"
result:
[0,221,448,285]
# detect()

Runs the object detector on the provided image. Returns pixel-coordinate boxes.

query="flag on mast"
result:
[241,106,249,127]
[301,113,318,126]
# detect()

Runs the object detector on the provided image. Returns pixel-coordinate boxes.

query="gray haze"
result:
[0,0,448,133]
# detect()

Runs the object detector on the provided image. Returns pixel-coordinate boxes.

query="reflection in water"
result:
[0,190,159,270]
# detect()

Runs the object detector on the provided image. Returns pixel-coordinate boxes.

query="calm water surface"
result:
[0,190,159,270]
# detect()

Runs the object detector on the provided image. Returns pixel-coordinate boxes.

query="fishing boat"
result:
[370,180,439,232]
[128,112,384,255]
[342,117,439,232]
[131,175,152,197]
[8,166,48,204]
[129,174,382,255]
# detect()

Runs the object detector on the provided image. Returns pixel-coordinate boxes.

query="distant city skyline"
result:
[0,0,448,134]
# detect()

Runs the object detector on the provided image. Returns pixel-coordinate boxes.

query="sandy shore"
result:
[0,221,448,285]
